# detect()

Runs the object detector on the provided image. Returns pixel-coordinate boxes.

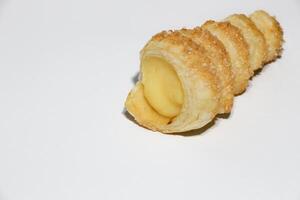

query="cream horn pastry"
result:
[125,10,283,133]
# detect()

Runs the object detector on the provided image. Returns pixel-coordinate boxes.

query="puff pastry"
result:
[202,20,252,94]
[249,10,283,63]
[125,10,283,133]
[225,14,267,71]
[179,28,234,113]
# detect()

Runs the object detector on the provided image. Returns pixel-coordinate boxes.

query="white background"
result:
[0,0,300,199]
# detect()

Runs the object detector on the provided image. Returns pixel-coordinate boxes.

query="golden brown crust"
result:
[179,27,234,113]
[147,31,219,94]
[125,10,284,133]
[225,14,268,71]
[202,20,252,94]
[249,10,284,63]
[125,30,220,133]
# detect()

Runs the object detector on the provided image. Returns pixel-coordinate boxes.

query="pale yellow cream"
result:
[141,56,184,118]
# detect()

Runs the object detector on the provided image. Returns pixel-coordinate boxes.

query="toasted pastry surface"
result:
[249,10,283,63]
[126,31,219,133]
[180,27,234,113]
[225,14,267,71]
[202,20,252,94]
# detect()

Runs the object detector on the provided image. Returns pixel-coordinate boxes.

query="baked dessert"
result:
[125,10,283,133]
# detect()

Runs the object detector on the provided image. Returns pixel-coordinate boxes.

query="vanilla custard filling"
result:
[141,56,184,118]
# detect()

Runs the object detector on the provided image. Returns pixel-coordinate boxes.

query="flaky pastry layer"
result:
[127,31,220,132]
[250,10,283,63]
[125,10,284,133]
[180,28,234,113]
[225,14,267,71]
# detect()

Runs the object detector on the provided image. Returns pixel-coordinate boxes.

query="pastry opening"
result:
[141,56,184,118]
